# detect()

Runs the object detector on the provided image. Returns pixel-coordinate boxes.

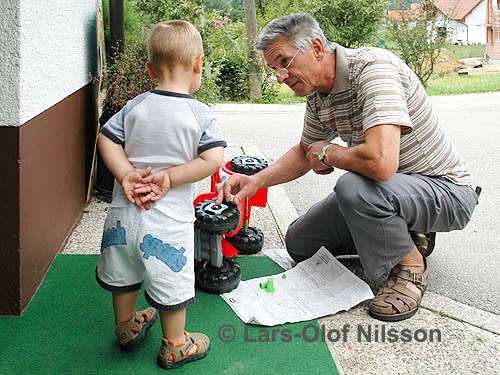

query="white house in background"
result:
[434,0,487,44]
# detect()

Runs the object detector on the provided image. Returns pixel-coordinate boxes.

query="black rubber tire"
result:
[230,156,268,175]
[226,226,264,255]
[195,257,241,294]
[195,199,240,234]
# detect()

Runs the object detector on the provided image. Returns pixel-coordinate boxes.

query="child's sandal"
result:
[114,307,158,352]
[157,331,211,370]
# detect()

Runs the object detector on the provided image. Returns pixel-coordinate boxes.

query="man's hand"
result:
[121,166,153,209]
[306,141,335,175]
[133,169,172,206]
[215,173,258,205]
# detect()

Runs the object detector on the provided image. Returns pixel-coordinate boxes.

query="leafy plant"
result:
[256,0,313,27]
[311,0,388,48]
[384,0,446,84]
[103,30,154,114]
[102,28,219,112]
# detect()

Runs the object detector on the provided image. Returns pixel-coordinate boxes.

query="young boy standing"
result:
[96,20,226,370]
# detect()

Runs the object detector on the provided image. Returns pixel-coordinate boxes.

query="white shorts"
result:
[96,206,195,311]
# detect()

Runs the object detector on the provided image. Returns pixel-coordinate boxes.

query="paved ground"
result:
[213,92,500,315]
[65,93,500,374]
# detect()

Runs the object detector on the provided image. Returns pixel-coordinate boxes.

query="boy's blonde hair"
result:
[147,20,203,72]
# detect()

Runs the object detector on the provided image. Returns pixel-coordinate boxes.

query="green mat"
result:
[0,255,338,375]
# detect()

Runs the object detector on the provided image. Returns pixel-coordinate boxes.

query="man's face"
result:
[263,38,319,97]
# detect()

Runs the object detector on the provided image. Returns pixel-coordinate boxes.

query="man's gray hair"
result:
[255,13,336,53]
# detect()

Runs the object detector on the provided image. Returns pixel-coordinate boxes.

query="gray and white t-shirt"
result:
[101,90,227,222]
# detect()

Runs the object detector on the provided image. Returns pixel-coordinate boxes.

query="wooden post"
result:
[109,0,125,62]
[243,0,262,101]
[200,11,212,78]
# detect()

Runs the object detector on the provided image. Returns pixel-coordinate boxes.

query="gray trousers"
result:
[285,172,479,280]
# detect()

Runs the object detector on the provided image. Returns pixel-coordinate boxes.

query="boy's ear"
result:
[146,62,159,79]
[193,54,204,74]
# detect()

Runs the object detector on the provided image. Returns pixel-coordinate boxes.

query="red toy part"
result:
[221,237,239,257]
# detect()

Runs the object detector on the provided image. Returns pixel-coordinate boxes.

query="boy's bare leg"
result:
[113,290,140,323]
[160,309,197,355]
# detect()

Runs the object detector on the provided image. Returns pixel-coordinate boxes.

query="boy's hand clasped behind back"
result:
[121,166,171,210]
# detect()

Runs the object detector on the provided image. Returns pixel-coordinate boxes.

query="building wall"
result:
[436,5,487,45]
[17,86,91,313]
[0,0,98,315]
[486,0,500,60]
[19,1,97,125]
[0,0,20,128]
[437,11,466,44]
[466,0,488,44]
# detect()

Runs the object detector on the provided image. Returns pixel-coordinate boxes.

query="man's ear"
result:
[194,54,204,74]
[311,37,325,61]
[146,62,159,79]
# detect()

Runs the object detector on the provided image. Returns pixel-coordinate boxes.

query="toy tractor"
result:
[211,156,269,254]
[193,156,268,294]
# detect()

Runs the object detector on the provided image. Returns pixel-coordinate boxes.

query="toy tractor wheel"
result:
[226,226,264,255]
[230,156,268,175]
[195,199,240,234]
[195,257,241,294]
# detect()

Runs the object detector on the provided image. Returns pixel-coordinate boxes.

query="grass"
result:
[265,84,306,104]
[247,83,306,104]
[259,45,498,102]
[425,73,500,96]
[250,71,500,103]
[441,44,486,60]
[267,45,498,101]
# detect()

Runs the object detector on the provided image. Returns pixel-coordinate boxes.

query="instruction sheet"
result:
[221,246,374,326]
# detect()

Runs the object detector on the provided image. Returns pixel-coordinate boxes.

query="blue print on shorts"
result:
[101,220,127,252]
[140,234,187,273]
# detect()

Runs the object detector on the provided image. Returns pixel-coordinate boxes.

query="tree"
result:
[385,0,446,84]
[312,0,388,48]
[256,0,313,28]
[243,0,262,100]
[133,0,203,25]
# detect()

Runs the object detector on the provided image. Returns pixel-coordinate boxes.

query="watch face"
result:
[319,144,332,163]
[319,145,328,160]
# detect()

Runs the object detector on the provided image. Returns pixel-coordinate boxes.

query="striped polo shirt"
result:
[302,44,471,185]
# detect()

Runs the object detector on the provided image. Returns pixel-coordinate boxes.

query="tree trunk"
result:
[200,11,212,79]
[109,0,125,63]
[243,0,262,101]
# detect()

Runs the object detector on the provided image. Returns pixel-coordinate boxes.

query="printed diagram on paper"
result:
[221,247,374,326]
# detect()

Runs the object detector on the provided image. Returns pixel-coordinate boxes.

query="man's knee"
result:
[284,219,309,262]
[334,172,375,208]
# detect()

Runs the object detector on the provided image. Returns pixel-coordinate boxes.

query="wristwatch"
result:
[318,143,334,168]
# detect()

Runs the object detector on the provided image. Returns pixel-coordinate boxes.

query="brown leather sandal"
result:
[410,231,436,257]
[369,262,428,322]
